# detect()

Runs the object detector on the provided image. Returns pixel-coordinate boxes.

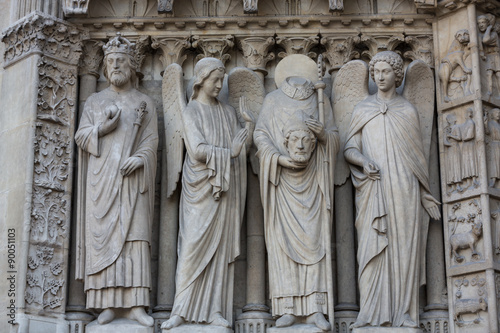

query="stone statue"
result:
[444,113,463,194]
[338,51,440,329]
[162,57,254,330]
[438,29,472,102]
[485,108,500,187]
[75,34,158,327]
[254,54,339,331]
[460,108,479,189]
[478,14,500,98]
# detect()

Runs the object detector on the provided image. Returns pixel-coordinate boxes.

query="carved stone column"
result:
[192,35,235,65]
[322,34,361,332]
[65,39,103,333]
[0,11,82,333]
[276,35,319,59]
[235,36,275,333]
[150,36,190,331]
[435,3,500,332]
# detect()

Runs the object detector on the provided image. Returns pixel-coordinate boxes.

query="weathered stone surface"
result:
[86,319,154,333]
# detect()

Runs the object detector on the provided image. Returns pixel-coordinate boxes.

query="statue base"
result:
[163,324,233,332]
[86,318,154,333]
[353,327,422,333]
[268,324,325,332]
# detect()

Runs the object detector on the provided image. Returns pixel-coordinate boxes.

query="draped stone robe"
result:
[254,78,339,318]
[75,88,158,309]
[171,99,246,324]
[345,94,430,327]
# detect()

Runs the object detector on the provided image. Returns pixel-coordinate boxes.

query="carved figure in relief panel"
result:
[478,14,500,98]
[461,109,479,189]
[448,200,483,263]
[484,108,500,187]
[438,29,472,103]
[453,275,488,327]
[337,51,440,328]
[254,54,339,331]
[75,34,158,327]
[444,113,464,194]
[161,58,258,330]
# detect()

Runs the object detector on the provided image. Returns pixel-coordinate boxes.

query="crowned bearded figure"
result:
[254,54,339,331]
[75,33,158,327]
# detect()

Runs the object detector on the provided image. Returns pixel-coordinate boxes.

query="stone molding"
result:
[2,11,83,68]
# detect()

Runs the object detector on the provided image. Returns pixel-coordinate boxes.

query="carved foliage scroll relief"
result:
[453,274,488,328]
[25,57,77,313]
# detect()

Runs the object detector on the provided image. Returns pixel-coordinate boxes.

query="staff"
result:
[121,100,148,175]
[315,54,326,124]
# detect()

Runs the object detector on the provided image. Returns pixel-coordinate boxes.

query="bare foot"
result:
[129,306,154,327]
[98,308,115,325]
[308,312,331,331]
[161,315,185,330]
[276,314,295,328]
[209,313,230,328]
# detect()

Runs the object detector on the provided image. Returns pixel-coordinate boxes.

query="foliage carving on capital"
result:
[158,0,174,13]
[192,35,235,65]
[151,37,191,68]
[238,36,275,75]
[321,35,360,72]
[80,40,104,77]
[243,0,258,13]
[329,0,344,11]
[63,0,89,16]
[404,35,434,68]
[132,35,152,74]
[358,34,405,60]
[2,12,83,67]
[276,35,319,59]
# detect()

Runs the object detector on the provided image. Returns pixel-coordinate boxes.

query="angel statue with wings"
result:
[335,51,441,329]
[160,57,257,330]
[254,54,339,331]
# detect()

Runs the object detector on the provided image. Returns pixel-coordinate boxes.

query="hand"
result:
[421,192,441,220]
[278,155,308,170]
[120,156,144,176]
[231,128,248,158]
[305,118,326,143]
[363,160,380,180]
[98,106,121,137]
[239,96,255,124]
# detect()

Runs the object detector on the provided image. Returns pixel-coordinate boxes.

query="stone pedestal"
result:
[352,328,422,333]
[163,324,233,333]
[86,319,154,333]
[267,324,324,333]
[235,307,274,333]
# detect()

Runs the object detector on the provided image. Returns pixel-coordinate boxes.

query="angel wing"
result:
[227,67,266,126]
[332,60,370,186]
[227,67,266,174]
[163,63,187,198]
[402,60,435,162]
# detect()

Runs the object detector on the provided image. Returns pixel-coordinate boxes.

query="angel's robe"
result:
[171,99,246,324]
[75,88,158,309]
[345,94,430,327]
[254,78,339,317]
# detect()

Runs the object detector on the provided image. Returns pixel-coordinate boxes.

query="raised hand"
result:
[99,105,121,137]
[305,118,326,143]
[231,128,248,158]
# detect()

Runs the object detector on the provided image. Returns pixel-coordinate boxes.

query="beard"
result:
[289,151,312,163]
[109,70,132,87]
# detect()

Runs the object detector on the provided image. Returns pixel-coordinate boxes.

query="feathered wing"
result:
[402,60,435,162]
[227,67,266,127]
[228,67,266,174]
[163,63,187,198]
[332,60,370,186]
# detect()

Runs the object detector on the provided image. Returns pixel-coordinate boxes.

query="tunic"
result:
[345,94,430,327]
[75,88,158,309]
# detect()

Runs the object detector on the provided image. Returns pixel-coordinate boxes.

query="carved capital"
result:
[414,0,435,9]
[62,0,89,16]
[237,36,275,75]
[79,40,104,77]
[158,0,174,13]
[329,0,344,12]
[276,35,319,59]
[243,0,258,13]
[2,11,83,67]
[358,34,405,60]
[321,35,360,72]
[131,35,152,74]
[404,35,434,68]
[151,37,191,68]
[192,35,235,65]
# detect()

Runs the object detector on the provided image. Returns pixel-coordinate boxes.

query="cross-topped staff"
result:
[315,54,326,124]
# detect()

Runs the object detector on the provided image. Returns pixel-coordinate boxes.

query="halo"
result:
[274,54,318,88]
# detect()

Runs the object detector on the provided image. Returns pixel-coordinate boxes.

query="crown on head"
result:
[103,33,136,57]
